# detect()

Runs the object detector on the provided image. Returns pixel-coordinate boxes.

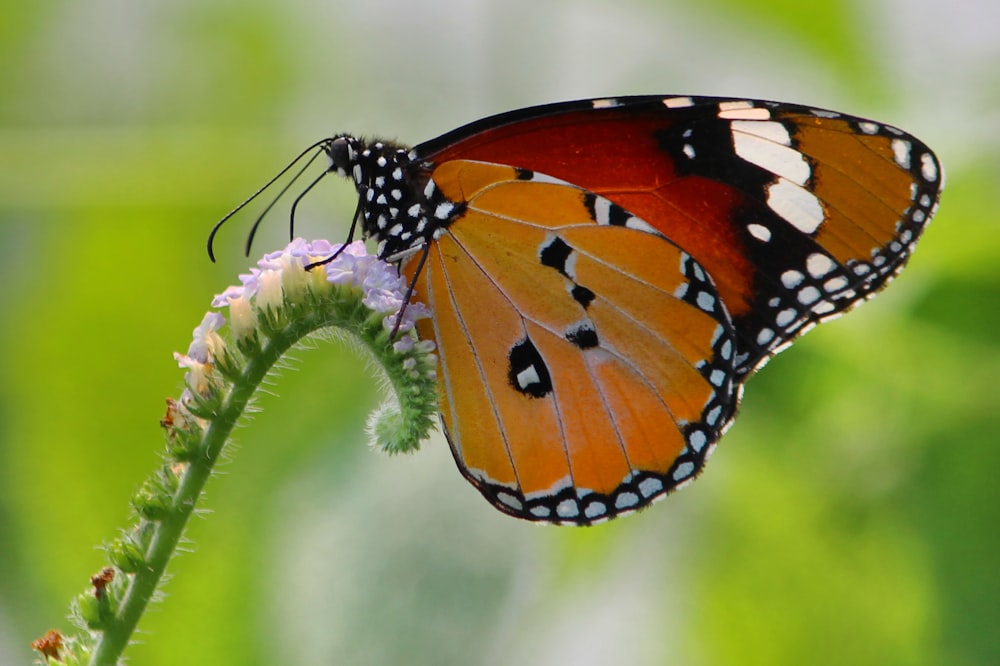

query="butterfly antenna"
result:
[207,138,334,262]
[286,167,335,242]
[243,148,327,257]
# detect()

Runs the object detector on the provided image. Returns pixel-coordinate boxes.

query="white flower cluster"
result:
[174,238,434,393]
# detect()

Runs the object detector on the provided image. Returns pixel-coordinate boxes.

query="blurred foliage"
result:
[1,1,997,665]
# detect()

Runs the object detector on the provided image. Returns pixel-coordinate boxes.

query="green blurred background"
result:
[1,0,997,664]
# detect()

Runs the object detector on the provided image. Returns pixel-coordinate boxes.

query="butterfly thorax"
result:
[325,136,462,262]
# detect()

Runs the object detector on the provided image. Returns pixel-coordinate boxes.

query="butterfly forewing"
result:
[405,160,738,524]
[414,96,943,375]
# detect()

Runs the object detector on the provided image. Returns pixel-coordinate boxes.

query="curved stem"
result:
[88,300,433,665]
[89,321,295,665]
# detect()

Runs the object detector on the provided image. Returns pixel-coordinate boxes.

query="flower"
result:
[208,238,432,335]
[256,269,283,312]
[226,293,257,339]
[186,312,226,363]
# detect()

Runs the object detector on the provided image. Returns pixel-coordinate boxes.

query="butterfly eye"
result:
[324,136,354,177]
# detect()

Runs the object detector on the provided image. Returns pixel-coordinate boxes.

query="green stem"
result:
[88,300,428,665]
[89,327,287,665]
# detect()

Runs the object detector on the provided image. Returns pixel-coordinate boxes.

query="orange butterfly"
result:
[221,96,943,524]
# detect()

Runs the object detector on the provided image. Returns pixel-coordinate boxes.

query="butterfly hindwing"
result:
[406,160,739,524]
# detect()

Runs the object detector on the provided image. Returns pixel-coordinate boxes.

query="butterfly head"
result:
[323,136,461,263]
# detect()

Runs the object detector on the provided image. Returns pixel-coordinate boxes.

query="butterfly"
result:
[214,95,942,525]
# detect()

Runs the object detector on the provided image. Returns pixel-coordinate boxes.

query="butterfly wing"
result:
[414,95,943,375]
[404,160,739,524]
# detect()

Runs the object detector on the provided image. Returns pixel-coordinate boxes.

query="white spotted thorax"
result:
[324,136,460,264]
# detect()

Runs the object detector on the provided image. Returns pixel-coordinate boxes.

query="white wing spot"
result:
[797,286,821,305]
[624,217,658,234]
[527,171,566,185]
[812,301,836,315]
[592,196,612,224]
[591,98,621,109]
[564,252,578,280]
[921,153,938,182]
[766,178,825,233]
[673,461,696,481]
[662,96,694,108]
[757,327,775,345]
[697,291,716,312]
[858,121,880,135]
[733,129,811,184]
[516,366,541,390]
[776,308,797,327]
[557,499,580,518]
[748,223,772,242]
[806,252,835,278]
[824,276,849,292]
[892,139,912,169]
[718,101,771,120]
[639,477,664,498]
[497,492,523,510]
[781,269,804,289]
[614,492,639,510]
[731,119,792,145]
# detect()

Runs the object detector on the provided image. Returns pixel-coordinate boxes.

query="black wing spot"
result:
[539,237,573,277]
[566,322,599,349]
[508,338,553,398]
[570,284,595,308]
